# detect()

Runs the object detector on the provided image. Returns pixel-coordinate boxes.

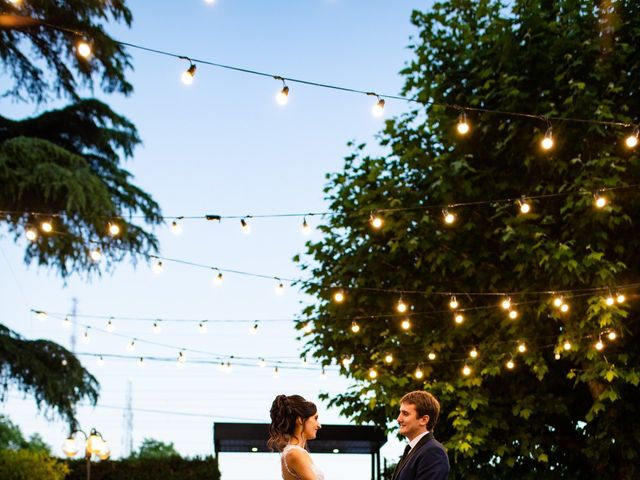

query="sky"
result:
[0,1,430,478]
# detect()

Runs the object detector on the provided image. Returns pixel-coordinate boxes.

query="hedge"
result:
[64,456,220,480]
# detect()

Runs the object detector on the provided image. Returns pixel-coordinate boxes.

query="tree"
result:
[129,438,181,459]
[0,449,69,480]
[0,414,52,453]
[299,1,640,478]
[0,1,161,425]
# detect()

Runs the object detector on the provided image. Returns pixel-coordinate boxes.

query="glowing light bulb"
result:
[368,368,378,379]
[501,298,511,310]
[152,322,162,334]
[371,97,385,117]
[213,272,223,286]
[181,64,197,85]
[456,113,470,135]
[152,260,163,274]
[462,365,471,376]
[616,293,625,304]
[541,128,554,150]
[82,329,90,344]
[273,366,280,378]
[415,367,424,379]
[560,303,569,313]
[519,200,531,214]
[320,368,327,380]
[198,322,208,334]
[63,317,71,329]
[108,223,120,236]
[241,218,251,234]
[401,319,411,331]
[341,357,352,368]
[396,300,408,313]
[127,340,135,352]
[137,357,145,368]
[35,310,47,321]
[224,362,232,374]
[509,309,519,320]
[276,86,289,106]
[625,129,639,148]
[469,348,478,359]
[303,323,313,334]
[454,314,464,324]
[171,220,182,235]
[250,322,259,335]
[178,351,186,367]
[554,353,561,360]
[96,356,105,367]
[443,209,456,225]
[333,291,345,303]
[563,340,572,351]
[106,320,115,332]
[608,331,617,341]
[595,339,604,351]
[506,359,515,369]
[594,195,607,209]
[384,354,394,364]
[301,217,312,235]
[258,358,266,368]
[77,40,92,58]
[449,296,458,309]
[553,296,563,308]
[301,357,308,367]
[26,228,37,241]
[518,343,526,353]
[61,359,68,366]
[41,221,53,233]
[351,322,360,333]
[275,282,285,295]
[90,248,102,262]
[370,213,383,229]
[605,295,615,306]
[428,352,436,361]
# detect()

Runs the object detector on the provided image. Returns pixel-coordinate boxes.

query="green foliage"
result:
[129,438,181,459]
[0,324,99,426]
[0,0,133,104]
[0,449,69,480]
[0,414,51,453]
[0,99,162,277]
[299,0,640,478]
[65,456,220,480]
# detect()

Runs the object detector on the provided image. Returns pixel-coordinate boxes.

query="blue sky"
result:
[1,1,429,478]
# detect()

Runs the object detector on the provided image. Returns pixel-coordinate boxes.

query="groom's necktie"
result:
[392,445,412,480]
[401,444,411,460]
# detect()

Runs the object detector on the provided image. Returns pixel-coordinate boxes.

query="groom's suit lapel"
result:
[392,432,434,480]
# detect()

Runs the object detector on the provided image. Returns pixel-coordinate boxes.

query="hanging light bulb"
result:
[35,310,47,321]
[224,361,232,374]
[341,356,352,368]
[90,248,102,262]
[137,357,145,368]
[560,303,570,313]
[301,217,312,236]
[240,218,251,234]
[508,309,519,320]
[198,322,208,334]
[275,281,285,295]
[106,319,115,332]
[449,296,459,309]
[301,357,308,367]
[181,62,197,85]
[415,367,424,379]
[82,328,90,344]
[506,359,515,369]
[96,356,105,367]
[61,358,68,366]
[396,299,408,313]
[41,220,53,233]
[624,127,639,148]
[369,212,383,229]
[616,293,625,303]
[594,193,608,209]
[258,358,266,368]
[371,96,385,117]
[108,223,120,236]
[273,365,280,378]
[178,351,187,367]
[519,198,531,214]
[303,323,313,334]
[541,127,554,150]
[595,337,604,351]
[25,227,37,241]
[350,321,360,333]
[517,342,527,353]
[368,368,378,379]
[275,77,290,105]
[63,317,71,329]
[213,271,223,286]
[401,318,411,330]
[563,340,572,351]
[501,297,511,310]
[77,39,92,58]
[250,322,259,335]
[333,290,345,303]
[554,352,561,360]
[469,348,478,359]
[443,209,456,225]
[553,296,563,308]
[384,354,394,364]
[152,321,162,334]
[605,294,615,306]
[428,352,437,361]
[171,220,182,235]
[320,367,327,380]
[454,313,464,324]
[127,340,135,351]
[152,260,163,274]
[456,112,470,135]
[462,365,472,376]
[607,331,617,341]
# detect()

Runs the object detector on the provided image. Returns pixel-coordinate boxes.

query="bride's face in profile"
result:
[302,413,321,440]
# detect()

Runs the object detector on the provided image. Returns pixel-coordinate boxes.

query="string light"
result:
[90,248,102,262]
[595,336,604,351]
[127,340,135,352]
[368,368,378,379]
[108,223,120,236]
[258,358,266,368]
[428,352,437,361]
[517,342,527,353]
[301,217,312,236]
[333,290,345,303]
[152,260,163,274]
[605,294,615,306]
[560,303,570,313]
[250,322,259,335]
[552,296,563,308]
[198,322,208,334]
[616,293,625,303]
[469,347,478,359]
[396,299,408,313]
[449,296,458,309]
[415,367,424,379]
[594,193,608,209]
[462,365,472,376]
[384,354,394,364]
[137,357,145,368]
[96,356,105,367]
[519,197,531,214]
[213,271,223,286]
[563,340,572,351]
[275,281,285,296]
[273,365,280,378]
[371,96,385,117]
[181,61,197,85]
[41,220,53,233]
[301,357,308,367]
[82,328,90,344]
[171,220,182,235]
[501,297,511,310]
[76,39,92,59]
[63,317,71,329]
[508,309,519,320]
[456,112,470,135]
[275,76,289,106]
[178,351,186,367]
[25,228,37,241]
[541,127,554,150]
[341,357,352,368]
[152,321,162,334]
[106,319,115,332]
[302,323,313,334]
[240,218,251,234]
[369,212,383,229]
[607,331,617,341]
[350,321,360,333]
[35,310,47,321]
[443,209,456,225]
[454,313,464,324]
[625,127,639,148]
[506,358,515,369]
[401,318,411,331]
[320,367,327,380]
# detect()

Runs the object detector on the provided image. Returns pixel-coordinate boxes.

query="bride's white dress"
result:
[282,444,325,480]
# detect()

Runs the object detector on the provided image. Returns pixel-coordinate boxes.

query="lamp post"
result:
[62,428,110,480]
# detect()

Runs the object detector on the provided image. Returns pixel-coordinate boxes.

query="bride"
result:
[269,394,324,480]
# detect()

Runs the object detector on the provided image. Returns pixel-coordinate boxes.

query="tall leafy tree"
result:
[299,1,640,478]
[1,1,160,424]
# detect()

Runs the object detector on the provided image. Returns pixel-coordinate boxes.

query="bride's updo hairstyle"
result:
[268,394,317,451]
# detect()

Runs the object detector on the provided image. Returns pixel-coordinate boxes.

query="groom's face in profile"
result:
[397,402,429,441]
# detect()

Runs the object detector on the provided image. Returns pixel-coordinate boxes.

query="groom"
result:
[391,390,449,480]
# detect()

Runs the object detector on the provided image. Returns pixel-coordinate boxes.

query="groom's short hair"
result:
[401,390,440,431]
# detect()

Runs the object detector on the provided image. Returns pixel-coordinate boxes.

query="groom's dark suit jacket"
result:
[392,432,450,480]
